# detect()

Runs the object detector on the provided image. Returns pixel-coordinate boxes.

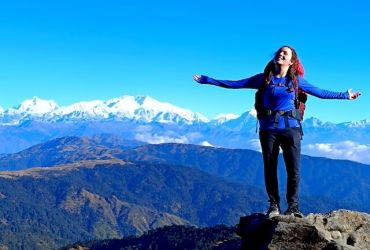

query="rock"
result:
[236,210,370,250]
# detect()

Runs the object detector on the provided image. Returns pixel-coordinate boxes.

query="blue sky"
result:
[0,0,369,123]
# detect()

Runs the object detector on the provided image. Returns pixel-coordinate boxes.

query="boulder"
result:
[236,210,370,250]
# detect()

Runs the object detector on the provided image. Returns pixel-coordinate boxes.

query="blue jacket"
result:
[199,73,350,131]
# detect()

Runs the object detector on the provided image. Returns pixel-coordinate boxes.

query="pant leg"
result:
[280,128,302,205]
[259,130,281,205]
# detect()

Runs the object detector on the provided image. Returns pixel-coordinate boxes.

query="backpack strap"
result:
[254,82,268,133]
[292,77,305,137]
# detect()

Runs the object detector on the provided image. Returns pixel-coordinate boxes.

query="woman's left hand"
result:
[348,89,361,100]
[193,74,201,83]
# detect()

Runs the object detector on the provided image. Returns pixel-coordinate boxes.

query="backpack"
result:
[296,88,307,120]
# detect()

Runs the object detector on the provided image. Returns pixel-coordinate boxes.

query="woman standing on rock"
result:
[193,45,361,218]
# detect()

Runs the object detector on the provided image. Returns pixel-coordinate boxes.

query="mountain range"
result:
[0,134,369,249]
[1,95,370,164]
[0,155,265,248]
[1,134,369,213]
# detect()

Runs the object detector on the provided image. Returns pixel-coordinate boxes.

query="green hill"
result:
[0,160,264,249]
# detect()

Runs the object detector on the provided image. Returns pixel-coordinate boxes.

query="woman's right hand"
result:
[347,89,361,100]
[193,74,201,83]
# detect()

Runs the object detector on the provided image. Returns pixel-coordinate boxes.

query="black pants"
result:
[259,128,301,206]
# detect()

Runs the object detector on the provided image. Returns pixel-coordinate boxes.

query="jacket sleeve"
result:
[298,77,350,99]
[198,73,264,90]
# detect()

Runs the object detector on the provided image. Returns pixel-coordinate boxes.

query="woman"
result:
[193,45,361,218]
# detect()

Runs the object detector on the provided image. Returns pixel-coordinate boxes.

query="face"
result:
[274,47,294,66]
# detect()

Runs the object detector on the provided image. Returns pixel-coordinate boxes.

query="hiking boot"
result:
[266,203,280,218]
[284,204,303,217]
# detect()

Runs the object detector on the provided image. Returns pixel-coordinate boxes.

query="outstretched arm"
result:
[193,74,263,89]
[299,77,361,100]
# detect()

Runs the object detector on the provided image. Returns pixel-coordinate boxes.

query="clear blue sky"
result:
[0,0,369,123]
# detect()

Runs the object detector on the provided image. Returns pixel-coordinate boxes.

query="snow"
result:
[106,95,140,118]
[303,117,323,128]
[200,141,214,147]
[214,113,240,121]
[212,113,240,125]
[8,96,59,116]
[0,95,209,124]
[248,109,257,118]
[343,119,370,128]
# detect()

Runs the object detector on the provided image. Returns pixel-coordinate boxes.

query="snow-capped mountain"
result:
[12,97,59,115]
[339,119,370,128]
[213,113,240,125]
[218,110,257,131]
[302,117,326,128]
[0,96,209,125]
[0,95,370,164]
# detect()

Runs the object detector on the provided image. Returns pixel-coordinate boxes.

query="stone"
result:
[236,210,370,250]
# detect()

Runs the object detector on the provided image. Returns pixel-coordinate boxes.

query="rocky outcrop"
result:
[236,210,370,250]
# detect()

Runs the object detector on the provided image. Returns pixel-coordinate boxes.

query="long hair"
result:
[264,46,304,87]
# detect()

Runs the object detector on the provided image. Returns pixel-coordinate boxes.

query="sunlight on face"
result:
[274,47,293,66]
